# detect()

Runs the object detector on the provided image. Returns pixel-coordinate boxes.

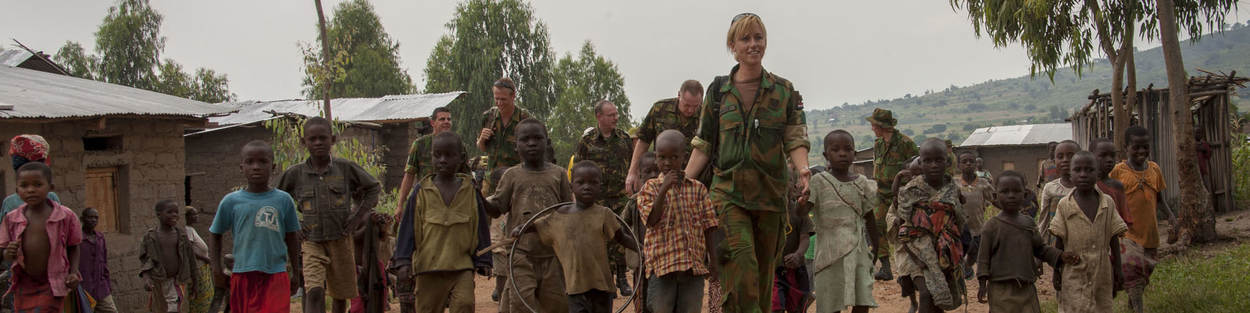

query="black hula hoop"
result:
[506,202,645,313]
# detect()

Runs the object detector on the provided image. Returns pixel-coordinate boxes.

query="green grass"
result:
[1041,242,1250,313]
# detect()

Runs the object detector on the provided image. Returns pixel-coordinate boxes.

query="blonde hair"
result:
[726,14,766,50]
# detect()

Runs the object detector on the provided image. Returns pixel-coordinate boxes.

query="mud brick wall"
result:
[0,118,191,312]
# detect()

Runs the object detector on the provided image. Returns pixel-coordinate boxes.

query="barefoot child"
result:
[184,206,214,313]
[975,171,1078,313]
[896,139,966,312]
[1036,142,1060,188]
[638,130,719,313]
[1091,139,1133,230]
[1051,152,1127,313]
[140,200,198,312]
[391,132,495,313]
[79,208,118,313]
[1038,140,1079,245]
[0,162,82,312]
[486,166,509,305]
[1108,126,1177,313]
[806,130,878,313]
[210,140,302,312]
[888,157,922,313]
[772,174,814,313]
[955,151,994,279]
[621,151,659,313]
[488,119,573,312]
[276,117,381,313]
[516,161,640,313]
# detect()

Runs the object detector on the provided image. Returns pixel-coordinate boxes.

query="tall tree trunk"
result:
[1124,28,1138,136]
[314,0,333,120]
[1156,0,1217,243]
[1110,55,1127,151]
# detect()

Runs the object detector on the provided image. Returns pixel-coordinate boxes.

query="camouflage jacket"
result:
[872,130,918,196]
[638,98,700,147]
[404,134,435,180]
[691,66,809,212]
[574,127,632,204]
[480,106,533,172]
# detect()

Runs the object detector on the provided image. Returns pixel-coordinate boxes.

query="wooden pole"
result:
[314,0,333,120]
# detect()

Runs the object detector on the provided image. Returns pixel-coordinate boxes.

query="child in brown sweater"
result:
[976,171,1078,312]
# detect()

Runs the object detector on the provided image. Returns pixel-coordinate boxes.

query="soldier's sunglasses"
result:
[732,12,758,24]
[493,79,515,91]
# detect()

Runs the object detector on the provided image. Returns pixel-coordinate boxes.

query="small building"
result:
[183,93,463,214]
[959,123,1072,188]
[0,64,235,312]
[0,43,70,76]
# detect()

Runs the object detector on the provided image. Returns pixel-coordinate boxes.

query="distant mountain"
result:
[807,24,1250,153]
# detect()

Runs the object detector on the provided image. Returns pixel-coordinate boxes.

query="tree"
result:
[94,0,163,90]
[51,0,235,103]
[423,0,557,146]
[52,41,97,79]
[152,59,237,104]
[950,0,1143,156]
[153,59,194,99]
[548,41,632,162]
[302,0,414,100]
[1153,0,1238,244]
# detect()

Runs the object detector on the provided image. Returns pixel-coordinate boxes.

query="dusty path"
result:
[293,209,1250,313]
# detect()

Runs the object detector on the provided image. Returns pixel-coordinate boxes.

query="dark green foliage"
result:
[51,0,235,102]
[302,0,413,98]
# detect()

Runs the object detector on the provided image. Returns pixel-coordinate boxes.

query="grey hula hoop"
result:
[506,202,645,313]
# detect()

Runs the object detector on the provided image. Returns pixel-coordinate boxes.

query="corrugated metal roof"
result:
[959,123,1072,147]
[0,50,33,67]
[0,64,236,119]
[209,92,465,127]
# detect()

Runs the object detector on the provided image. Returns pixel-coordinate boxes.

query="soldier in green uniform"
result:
[686,13,812,313]
[573,100,635,297]
[868,108,918,281]
[476,77,533,193]
[626,80,705,194]
[396,107,453,215]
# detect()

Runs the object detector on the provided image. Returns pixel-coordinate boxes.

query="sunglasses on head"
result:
[493,80,515,91]
[732,12,758,25]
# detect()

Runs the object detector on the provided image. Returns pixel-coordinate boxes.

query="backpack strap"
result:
[695,75,729,186]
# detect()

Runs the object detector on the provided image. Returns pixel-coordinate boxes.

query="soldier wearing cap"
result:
[868,108,917,281]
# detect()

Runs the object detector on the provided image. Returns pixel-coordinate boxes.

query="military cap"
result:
[866,108,897,127]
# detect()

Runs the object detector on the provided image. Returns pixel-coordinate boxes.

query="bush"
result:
[1233,140,1250,208]
[923,124,948,134]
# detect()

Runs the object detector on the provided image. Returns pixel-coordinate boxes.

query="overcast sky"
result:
[2,1,1245,122]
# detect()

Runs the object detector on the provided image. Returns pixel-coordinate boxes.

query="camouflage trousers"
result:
[717,203,785,313]
[874,192,894,259]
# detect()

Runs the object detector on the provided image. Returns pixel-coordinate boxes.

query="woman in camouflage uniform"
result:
[685,13,811,313]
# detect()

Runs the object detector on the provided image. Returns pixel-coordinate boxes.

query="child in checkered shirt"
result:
[637,130,720,313]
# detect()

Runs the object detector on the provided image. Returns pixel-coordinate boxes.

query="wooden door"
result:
[85,167,119,232]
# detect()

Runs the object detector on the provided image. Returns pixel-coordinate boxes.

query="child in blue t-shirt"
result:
[209,140,302,312]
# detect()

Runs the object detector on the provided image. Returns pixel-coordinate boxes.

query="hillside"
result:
[807,24,1250,153]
